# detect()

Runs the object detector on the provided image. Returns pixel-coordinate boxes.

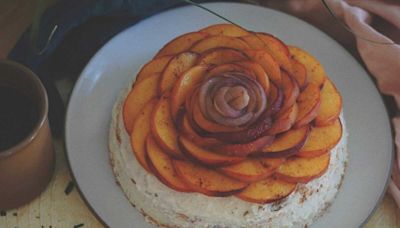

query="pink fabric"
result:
[261,0,400,205]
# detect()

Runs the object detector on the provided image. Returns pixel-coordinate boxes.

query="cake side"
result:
[110,24,347,227]
[109,82,348,228]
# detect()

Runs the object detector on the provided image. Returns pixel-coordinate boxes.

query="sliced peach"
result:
[294,83,321,128]
[170,65,209,119]
[130,99,157,172]
[136,55,172,82]
[268,103,298,135]
[159,52,198,94]
[212,135,275,157]
[190,35,250,54]
[220,157,285,183]
[205,63,255,79]
[178,135,244,167]
[290,59,307,89]
[197,47,249,66]
[280,70,300,112]
[255,33,292,72]
[267,82,283,115]
[146,136,192,192]
[155,32,208,58]
[180,114,222,147]
[314,79,342,126]
[235,61,270,94]
[173,160,248,196]
[123,73,159,133]
[244,49,281,86]
[262,125,310,157]
[276,153,330,183]
[151,94,184,159]
[210,114,272,144]
[192,98,243,133]
[236,177,296,204]
[289,46,326,88]
[298,119,342,157]
[240,34,265,49]
[200,24,250,37]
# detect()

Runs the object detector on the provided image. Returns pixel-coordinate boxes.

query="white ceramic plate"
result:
[65,2,393,227]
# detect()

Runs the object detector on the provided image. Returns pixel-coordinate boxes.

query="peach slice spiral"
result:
[198,73,267,127]
[123,24,343,203]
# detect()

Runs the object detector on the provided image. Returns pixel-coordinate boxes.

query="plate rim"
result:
[64,2,394,227]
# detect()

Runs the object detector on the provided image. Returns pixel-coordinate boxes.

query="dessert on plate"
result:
[109,24,347,227]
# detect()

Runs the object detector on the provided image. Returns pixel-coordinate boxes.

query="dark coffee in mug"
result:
[0,86,39,151]
[0,60,54,210]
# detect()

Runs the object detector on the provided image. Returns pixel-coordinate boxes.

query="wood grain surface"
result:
[0,138,102,228]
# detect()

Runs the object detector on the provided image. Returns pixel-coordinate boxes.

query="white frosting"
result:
[109,82,348,228]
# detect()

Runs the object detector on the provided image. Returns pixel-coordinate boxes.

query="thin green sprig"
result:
[183,0,396,46]
[181,0,245,29]
[321,0,395,45]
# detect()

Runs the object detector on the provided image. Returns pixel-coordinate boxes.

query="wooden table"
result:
[1,1,399,227]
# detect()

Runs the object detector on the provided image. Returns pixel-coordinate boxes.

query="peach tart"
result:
[109,24,348,227]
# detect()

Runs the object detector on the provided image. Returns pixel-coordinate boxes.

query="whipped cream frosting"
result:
[109,81,348,228]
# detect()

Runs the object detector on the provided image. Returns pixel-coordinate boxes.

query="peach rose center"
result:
[198,72,267,127]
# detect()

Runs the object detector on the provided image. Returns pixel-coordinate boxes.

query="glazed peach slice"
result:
[155,32,208,58]
[197,47,249,66]
[178,135,244,167]
[205,63,255,79]
[212,135,275,157]
[297,119,342,157]
[276,153,330,183]
[289,46,326,88]
[280,70,300,112]
[294,83,321,128]
[268,103,298,135]
[190,35,250,54]
[255,33,292,72]
[136,55,172,82]
[158,52,198,94]
[290,59,307,89]
[210,113,272,144]
[236,177,296,204]
[267,82,283,115]
[241,32,291,74]
[235,61,270,94]
[180,115,222,148]
[130,99,157,172]
[151,93,184,159]
[200,24,250,37]
[123,73,159,133]
[219,157,285,183]
[240,34,265,49]
[192,98,244,133]
[262,125,310,158]
[242,33,291,71]
[173,160,248,196]
[244,49,281,86]
[314,79,342,126]
[170,65,209,119]
[146,136,192,192]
